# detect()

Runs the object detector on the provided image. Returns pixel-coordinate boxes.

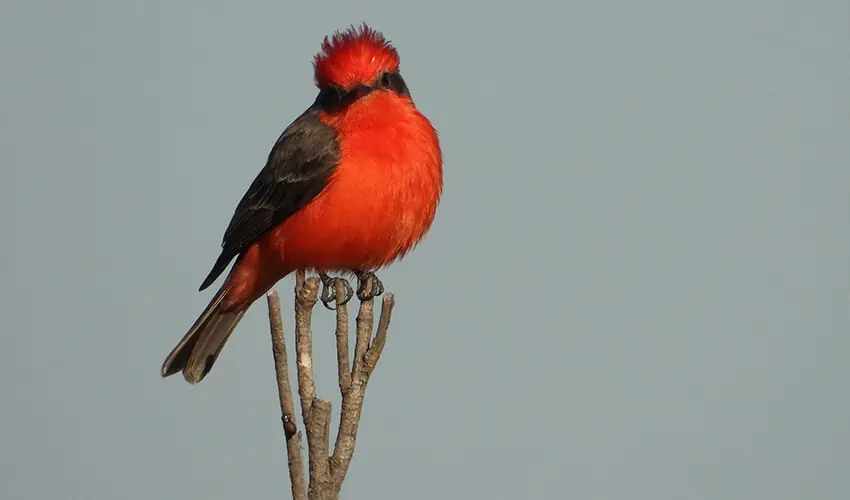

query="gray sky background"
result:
[2,1,848,499]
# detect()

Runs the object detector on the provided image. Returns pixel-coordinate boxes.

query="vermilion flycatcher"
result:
[161,25,442,384]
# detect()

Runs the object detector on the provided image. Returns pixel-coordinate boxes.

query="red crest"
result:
[313,24,400,89]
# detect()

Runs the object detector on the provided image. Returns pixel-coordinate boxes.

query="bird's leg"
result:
[318,271,354,310]
[354,270,385,301]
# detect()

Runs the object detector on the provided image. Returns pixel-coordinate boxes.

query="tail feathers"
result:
[161,286,247,384]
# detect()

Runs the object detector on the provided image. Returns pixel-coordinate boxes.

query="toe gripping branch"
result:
[354,271,384,301]
[318,271,384,310]
[318,272,353,310]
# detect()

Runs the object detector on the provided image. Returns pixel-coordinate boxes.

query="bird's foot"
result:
[318,272,354,310]
[354,271,384,301]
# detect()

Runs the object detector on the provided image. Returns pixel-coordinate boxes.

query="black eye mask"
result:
[315,71,410,113]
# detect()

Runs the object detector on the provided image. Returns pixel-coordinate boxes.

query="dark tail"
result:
[161,285,247,384]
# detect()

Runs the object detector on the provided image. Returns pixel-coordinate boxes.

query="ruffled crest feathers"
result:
[313,24,400,89]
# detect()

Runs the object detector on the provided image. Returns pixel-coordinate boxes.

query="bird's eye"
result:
[377,71,410,97]
[317,86,343,111]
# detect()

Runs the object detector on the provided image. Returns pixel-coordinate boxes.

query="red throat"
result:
[313,24,400,89]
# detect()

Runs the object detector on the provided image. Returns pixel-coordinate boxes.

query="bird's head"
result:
[312,24,410,111]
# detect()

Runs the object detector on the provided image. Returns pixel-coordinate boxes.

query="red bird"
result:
[161,24,442,384]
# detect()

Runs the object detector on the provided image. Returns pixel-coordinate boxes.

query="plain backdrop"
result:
[2,1,848,499]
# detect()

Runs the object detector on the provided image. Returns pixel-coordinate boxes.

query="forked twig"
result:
[266,271,395,499]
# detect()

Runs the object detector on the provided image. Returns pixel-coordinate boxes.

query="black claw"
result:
[318,272,354,310]
[355,271,384,301]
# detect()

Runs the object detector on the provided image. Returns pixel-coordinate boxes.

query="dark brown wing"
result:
[198,106,338,291]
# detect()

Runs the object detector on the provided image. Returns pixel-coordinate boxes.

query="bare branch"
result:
[293,272,336,498]
[307,399,333,497]
[351,278,376,381]
[329,276,394,485]
[266,291,307,500]
[294,272,319,424]
[364,293,394,372]
[333,282,351,394]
